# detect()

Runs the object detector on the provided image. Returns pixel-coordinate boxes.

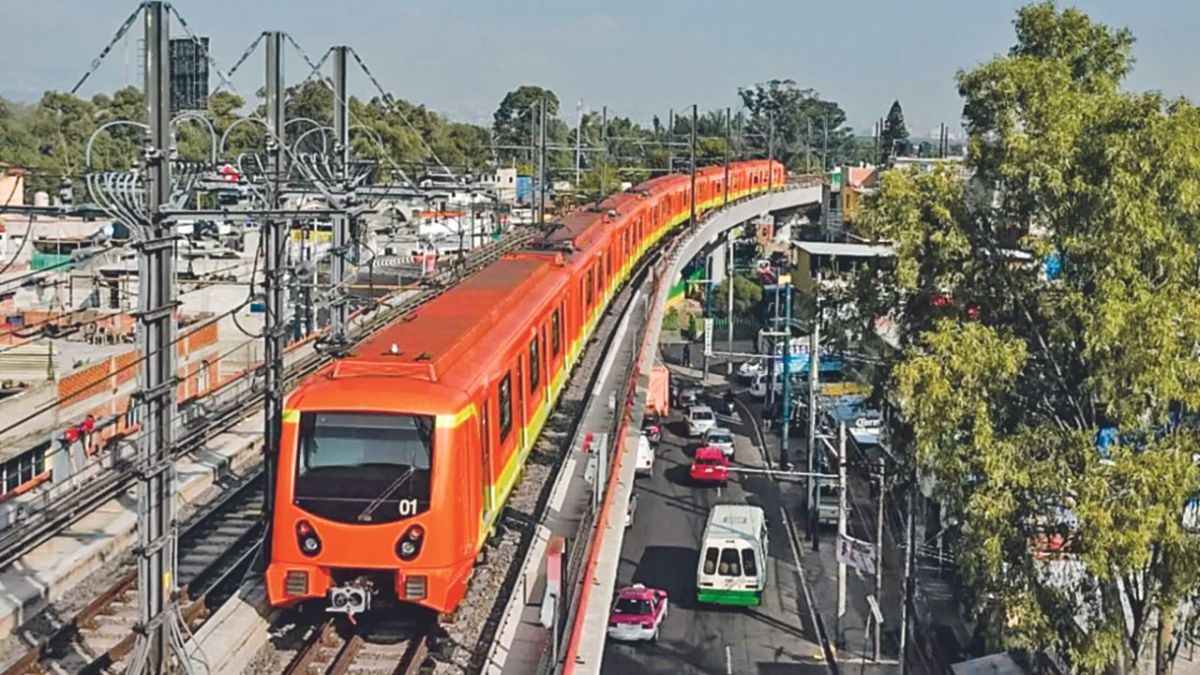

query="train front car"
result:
[265,368,473,617]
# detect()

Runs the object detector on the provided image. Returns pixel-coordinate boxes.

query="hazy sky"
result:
[2,0,1198,138]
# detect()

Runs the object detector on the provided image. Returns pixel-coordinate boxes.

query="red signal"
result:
[80,415,95,434]
[63,426,80,443]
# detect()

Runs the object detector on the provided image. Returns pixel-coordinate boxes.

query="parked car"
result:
[686,405,717,437]
[737,360,767,382]
[690,446,731,485]
[703,427,735,458]
[608,584,669,642]
[635,432,655,476]
[817,484,845,527]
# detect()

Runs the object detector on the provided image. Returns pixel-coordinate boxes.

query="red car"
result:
[690,446,730,484]
[608,584,669,642]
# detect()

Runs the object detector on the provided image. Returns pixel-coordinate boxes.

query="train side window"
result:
[529,337,540,392]
[606,251,612,279]
[498,373,513,442]
[586,270,594,307]
[551,309,561,355]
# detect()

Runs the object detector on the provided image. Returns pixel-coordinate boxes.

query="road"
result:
[601,375,832,675]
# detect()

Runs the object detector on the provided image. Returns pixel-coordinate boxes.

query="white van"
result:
[687,405,717,437]
[696,504,768,606]
[635,432,654,476]
[749,370,806,399]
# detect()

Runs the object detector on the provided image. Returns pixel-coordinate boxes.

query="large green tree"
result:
[737,79,855,172]
[853,4,1200,672]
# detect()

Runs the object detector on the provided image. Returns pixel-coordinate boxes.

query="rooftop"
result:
[793,241,895,258]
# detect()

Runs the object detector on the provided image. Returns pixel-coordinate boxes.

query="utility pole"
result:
[835,422,848,647]
[600,105,608,196]
[329,45,350,344]
[575,99,583,190]
[724,107,734,377]
[766,112,774,193]
[780,277,792,469]
[822,115,830,171]
[874,457,886,661]
[900,486,916,675]
[261,30,288,577]
[531,100,541,224]
[539,97,548,221]
[808,268,822,550]
[667,108,674,174]
[691,105,707,381]
[129,3,188,673]
[806,118,812,173]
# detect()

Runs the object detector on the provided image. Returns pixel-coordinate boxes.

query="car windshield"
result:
[614,597,651,615]
[692,410,714,421]
[294,411,434,524]
[696,457,718,466]
[708,432,732,444]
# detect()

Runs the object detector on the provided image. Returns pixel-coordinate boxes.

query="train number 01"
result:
[397,499,419,516]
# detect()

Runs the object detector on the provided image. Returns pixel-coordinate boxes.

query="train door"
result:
[480,398,494,524]
[517,356,527,452]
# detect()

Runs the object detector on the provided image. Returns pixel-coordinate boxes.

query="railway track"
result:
[2,474,265,675]
[283,614,435,675]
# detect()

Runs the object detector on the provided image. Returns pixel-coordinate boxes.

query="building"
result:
[480,167,518,205]
[0,166,25,208]
[789,241,894,296]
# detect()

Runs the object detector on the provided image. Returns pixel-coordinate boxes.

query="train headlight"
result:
[396,524,425,561]
[296,520,322,557]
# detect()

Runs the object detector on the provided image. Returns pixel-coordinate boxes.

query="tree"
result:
[737,79,856,172]
[493,85,562,166]
[880,99,909,162]
[712,274,764,318]
[852,4,1200,673]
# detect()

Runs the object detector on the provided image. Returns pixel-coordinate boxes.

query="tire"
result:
[651,625,660,642]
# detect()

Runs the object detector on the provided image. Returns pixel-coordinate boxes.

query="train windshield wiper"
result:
[356,466,416,522]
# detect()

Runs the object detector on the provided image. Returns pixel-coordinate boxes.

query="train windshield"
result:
[293,411,434,524]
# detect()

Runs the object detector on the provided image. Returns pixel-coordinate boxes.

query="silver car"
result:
[686,405,717,437]
[703,427,735,458]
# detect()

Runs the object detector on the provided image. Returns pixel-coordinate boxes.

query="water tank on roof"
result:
[33,191,49,207]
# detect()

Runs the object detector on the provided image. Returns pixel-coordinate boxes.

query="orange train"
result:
[266,160,786,616]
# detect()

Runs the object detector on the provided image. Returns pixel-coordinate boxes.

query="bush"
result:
[662,308,681,332]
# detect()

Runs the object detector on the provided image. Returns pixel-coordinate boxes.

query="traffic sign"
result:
[703,318,714,356]
[836,534,876,576]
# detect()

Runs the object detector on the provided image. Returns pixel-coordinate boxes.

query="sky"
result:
[2,0,1199,139]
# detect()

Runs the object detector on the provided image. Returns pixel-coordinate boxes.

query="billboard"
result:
[169,37,209,114]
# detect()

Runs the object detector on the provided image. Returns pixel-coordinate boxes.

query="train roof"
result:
[289,253,566,413]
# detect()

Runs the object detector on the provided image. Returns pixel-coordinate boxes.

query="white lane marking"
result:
[548,458,576,513]
[726,644,733,674]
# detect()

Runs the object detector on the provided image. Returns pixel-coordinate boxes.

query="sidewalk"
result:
[487,288,649,675]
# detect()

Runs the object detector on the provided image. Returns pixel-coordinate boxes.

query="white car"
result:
[703,427,735,458]
[635,432,654,476]
[737,360,766,381]
[686,405,717,437]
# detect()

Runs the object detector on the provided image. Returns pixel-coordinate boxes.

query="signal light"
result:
[63,427,80,443]
[80,415,95,434]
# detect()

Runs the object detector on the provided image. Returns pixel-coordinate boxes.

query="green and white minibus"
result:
[696,504,768,606]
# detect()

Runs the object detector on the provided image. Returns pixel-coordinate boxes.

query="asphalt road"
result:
[601,380,832,675]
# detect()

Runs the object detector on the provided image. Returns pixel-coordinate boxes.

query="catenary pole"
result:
[809,267,822,549]
[836,422,848,646]
[261,29,288,583]
[128,4,185,673]
[330,45,350,343]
